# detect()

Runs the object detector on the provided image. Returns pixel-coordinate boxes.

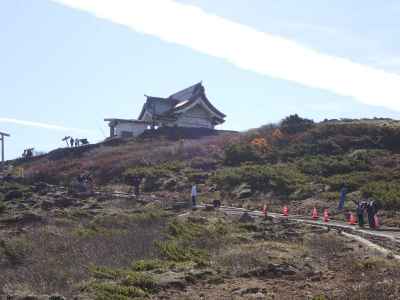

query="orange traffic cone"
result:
[262,204,267,217]
[312,207,318,220]
[282,205,289,217]
[374,215,380,229]
[323,209,330,223]
[348,212,357,225]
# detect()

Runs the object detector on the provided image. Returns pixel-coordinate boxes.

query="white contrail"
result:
[0,117,95,134]
[51,0,400,111]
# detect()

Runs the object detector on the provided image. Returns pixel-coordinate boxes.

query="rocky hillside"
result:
[2,116,400,299]
[10,116,400,222]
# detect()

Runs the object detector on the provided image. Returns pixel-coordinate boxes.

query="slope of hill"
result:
[2,116,400,298]
[12,116,400,222]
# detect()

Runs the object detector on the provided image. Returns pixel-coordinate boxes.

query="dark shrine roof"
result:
[138,82,226,120]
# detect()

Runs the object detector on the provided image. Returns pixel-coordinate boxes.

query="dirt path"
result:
[198,204,400,254]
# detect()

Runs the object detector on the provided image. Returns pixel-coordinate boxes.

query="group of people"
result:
[62,136,89,148]
[356,196,381,228]
[69,137,82,148]
[130,176,199,208]
[77,173,93,185]
[338,184,381,229]
[22,148,34,160]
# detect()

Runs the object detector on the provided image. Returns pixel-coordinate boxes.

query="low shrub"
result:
[212,164,307,197]
[90,266,158,292]
[280,114,315,135]
[88,282,148,300]
[0,237,32,265]
[155,240,207,264]
[297,155,369,177]
[361,181,400,209]
[124,162,184,192]
[131,259,167,272]
[223,143,261,166]
[185,170,208,184]
[189,157,218,171]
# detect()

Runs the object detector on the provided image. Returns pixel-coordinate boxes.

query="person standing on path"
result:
[356,199,367,228]
[191,184,197,207]
[367,199,381,229]
[367,199,377,229]
[337,183,348,211]
[132,176,142,197]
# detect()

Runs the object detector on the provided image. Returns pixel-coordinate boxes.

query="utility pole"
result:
[0,131,10,163]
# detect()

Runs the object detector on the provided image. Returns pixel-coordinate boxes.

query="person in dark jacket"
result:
[367,200,377,229]
[356,199,367,228]
[132,176,142,197]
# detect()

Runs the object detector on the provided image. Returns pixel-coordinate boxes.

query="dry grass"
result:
[0,210,168,298]
[215,240,305,276]
[22,134,236,185]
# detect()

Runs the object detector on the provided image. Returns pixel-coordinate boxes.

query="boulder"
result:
[40,200,54,210]
[233,183,252,199]
[53,197,75,208]
[4,190,23,201]
[48,295,66,300]
[172,201,190,210]
[186,269,214,281]
[31,182,52,195]
[0,212,44,225]
[6,295,42,300]
[212,199,221,208]
[155,271,187,290]
[239,212,255,223]
[242,263,298,278]
[163,178,178,191]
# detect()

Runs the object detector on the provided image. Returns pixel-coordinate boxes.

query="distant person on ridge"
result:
[70,137,74,148]
[337,183,348,211]
[75,139,80,147]
[191,184,197,207]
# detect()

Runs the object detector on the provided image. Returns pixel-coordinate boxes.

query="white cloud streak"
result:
[0,118,95,134]
[51,0,400,111]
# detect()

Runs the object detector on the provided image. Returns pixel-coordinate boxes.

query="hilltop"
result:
[12,116,400,221]
[2,116,400,299]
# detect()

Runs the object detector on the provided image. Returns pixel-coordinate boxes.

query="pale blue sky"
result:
[1,0,400,159]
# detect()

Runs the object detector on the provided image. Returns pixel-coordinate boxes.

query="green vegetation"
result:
[361,181,400,209]
[17,115,400,211]
[88,282,149,300]
[82,216,242,299]
[131,259,169,272]
[0,237,32,265]
[156,219,230,265]
[212,164,308,198]
[223,143,261,166]
[280,114,315,134]
[296,155,369,176]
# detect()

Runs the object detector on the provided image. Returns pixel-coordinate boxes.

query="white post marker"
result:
[0,131,10,163]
